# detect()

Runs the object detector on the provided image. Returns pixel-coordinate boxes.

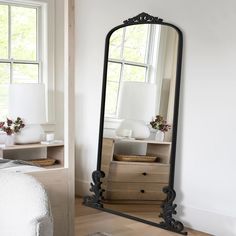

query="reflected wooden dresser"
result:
[101,138,171,203]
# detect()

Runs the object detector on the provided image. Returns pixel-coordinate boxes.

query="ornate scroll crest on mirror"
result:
[123,12,163,24]
[83,12,186,235]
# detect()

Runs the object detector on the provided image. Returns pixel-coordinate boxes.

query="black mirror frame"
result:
[83,12,187,235]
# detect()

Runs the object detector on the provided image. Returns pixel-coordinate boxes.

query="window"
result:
[0,2,40,120]
[105,25,159,118]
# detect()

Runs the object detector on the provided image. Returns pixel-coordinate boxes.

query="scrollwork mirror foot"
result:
[159,186,187,235]
[83,170,105,208]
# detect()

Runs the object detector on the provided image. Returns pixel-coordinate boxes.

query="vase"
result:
[155,130,164,142]
[5,134,15,146]
[116,119,150,139]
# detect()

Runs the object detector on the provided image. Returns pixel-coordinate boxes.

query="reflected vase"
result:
[5,134,15,146]
[155,130,164,142]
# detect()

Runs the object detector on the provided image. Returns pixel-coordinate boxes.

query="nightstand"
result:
[0,143,64,168]
[101,138,171,203]
[0,142,69,236]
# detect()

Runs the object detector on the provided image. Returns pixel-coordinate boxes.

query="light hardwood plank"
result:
[75,198,212,236]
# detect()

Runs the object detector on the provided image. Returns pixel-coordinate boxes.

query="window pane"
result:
[13,64,38,83]
[0,85,9,120]
[11,6,37,61]
[0,5,8,59]
[0,63,10,84]
[123,25,149,63]
[109,28,123,59]
[107,62,121,82]
[123,65,146,82]
[105,82,119,116]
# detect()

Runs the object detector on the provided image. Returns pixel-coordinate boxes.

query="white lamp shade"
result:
[9,84,46,124]
[117,82,156,122]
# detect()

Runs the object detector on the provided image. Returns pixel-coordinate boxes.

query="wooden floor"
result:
[75,198,211,236]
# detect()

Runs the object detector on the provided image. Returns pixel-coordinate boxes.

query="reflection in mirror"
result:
[101,24,179,224]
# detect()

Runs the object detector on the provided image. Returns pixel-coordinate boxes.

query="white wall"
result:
[75,0,236,235]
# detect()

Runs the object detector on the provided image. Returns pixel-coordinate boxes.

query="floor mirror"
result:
[84,12,186,235]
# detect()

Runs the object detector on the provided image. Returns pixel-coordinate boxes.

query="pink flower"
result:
[150,115,171,133]
[0,117,25,136]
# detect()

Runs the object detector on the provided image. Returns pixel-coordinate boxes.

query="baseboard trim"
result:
[179,205,236,236]
[75,178,91,197]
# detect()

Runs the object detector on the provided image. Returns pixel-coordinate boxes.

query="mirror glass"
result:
[101,24,179,224]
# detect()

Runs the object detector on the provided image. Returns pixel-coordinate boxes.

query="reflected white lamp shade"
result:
[116,82,156,139]
[9,84,46,144]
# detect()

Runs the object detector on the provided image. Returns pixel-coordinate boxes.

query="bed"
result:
[0,159,45,173]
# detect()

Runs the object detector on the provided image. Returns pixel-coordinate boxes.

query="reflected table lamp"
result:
[116,81,156,139]
[9,83,46,144]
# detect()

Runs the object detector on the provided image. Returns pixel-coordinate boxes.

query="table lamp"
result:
[116,81,156,139]
[9,83,46,144]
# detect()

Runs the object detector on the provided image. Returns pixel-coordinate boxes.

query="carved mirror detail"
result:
[84,13,186,235]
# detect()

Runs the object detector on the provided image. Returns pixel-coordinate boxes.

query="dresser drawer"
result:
[106,182,167,200]
[107,161,170,183]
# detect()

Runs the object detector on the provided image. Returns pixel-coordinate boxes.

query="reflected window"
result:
[0,3,40,120]
[106,25,160,117]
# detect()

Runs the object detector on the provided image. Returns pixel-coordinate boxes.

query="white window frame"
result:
[106,25,157,119]
[0,0,55,124]
[104,25,161,132]
[0,2,41,83]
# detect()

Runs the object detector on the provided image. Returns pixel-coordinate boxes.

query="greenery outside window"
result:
[0,2,41,120]
[105,25,159,118]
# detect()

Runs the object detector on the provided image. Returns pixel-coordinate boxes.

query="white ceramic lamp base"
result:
[116,119,150,140]
[15,124,44,144]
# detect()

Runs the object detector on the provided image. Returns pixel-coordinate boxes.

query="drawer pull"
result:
[140,189,145,193]
[142,172,147,176]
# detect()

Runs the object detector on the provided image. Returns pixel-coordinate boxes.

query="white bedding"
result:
[0,159,44,173]
[1,165,45,173]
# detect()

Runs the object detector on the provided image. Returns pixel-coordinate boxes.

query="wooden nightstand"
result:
[0,142,69,236]
[0,142,64,168]
[101,138,171,204]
